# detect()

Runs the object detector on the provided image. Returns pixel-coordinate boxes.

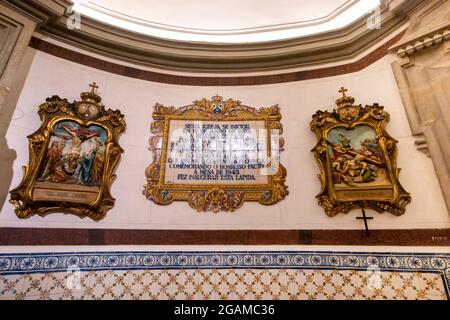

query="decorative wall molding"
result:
[5,0,421,73]
[0,228,449,246]
[28,32,405,86]
[0,250,447,275]
[0,16,20,79]
[391,0,450,57]
[394,29,450,57]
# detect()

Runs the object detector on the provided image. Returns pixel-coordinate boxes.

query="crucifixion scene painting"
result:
[36,121,108,190]
[9,84,126,221]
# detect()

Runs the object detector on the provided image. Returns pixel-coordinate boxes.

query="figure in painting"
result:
[90,138,105,186]
[328,126,385,186]
[38,121,107,188]
[338,133,352,151]
[40,141,65,180]
[56,124,100,151]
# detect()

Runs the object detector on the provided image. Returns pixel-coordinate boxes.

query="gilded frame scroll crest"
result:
[9,83,126,221]
[144,95,288,212]
[310,88,411,217]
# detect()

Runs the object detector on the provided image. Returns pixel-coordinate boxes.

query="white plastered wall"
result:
[0,44,448,230]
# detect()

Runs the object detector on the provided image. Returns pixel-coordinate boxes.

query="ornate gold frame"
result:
[9,83,126,221]
[310,88,411,217]
[144,95,288,212]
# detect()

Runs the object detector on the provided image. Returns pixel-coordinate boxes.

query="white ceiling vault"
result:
[73,0,381,43]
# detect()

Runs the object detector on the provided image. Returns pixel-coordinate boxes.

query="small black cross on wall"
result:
[356,206,373,236]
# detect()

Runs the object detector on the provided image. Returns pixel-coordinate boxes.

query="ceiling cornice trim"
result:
[28,31,405,86]
[6,0,420,73]
[80,0,358,34]
[73,0,366,42]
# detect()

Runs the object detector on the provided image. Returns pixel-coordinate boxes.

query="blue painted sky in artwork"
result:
[53,120,107,143]
[327,125,376,150]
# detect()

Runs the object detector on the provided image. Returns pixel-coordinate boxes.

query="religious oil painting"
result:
[9,83,126,221]
[36,120,107,191]
[328,125,391,188]
[144,95,288,212]
[310,88,410,217]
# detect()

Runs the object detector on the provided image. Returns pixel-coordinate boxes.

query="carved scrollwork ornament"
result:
[9,83,126,221]
[144,95,288,212]
[310,87,411,217]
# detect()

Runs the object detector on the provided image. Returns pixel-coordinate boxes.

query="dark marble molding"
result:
[0,228,449,246]
[28,31,404,87]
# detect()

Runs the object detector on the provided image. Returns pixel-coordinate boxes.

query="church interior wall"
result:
[0,0,449,301]
[0,41,448,231]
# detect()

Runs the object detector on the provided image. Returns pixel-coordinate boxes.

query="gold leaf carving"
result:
[144,95,288,212]
[9,83,126,221]
[310,88,411,216]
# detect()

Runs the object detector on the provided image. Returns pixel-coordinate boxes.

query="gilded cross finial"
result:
[335,86,355,110]
[339,87,348,98]
[81,82,102,104]
[89,82,99,94]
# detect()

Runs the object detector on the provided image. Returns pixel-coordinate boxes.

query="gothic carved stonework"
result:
[395,29,450,58]
[391,0,450,214]
[9,83,126,221]
[0,3,38,211]
[310,88,411,217]
[391,0,450,58]
[144,95,288,212]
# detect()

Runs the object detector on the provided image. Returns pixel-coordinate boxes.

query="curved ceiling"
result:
[72,0,381,44]
[8,0,420,73]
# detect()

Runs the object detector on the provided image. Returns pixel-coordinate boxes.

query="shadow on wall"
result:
[0,47,37,214]
[0,126,16,213]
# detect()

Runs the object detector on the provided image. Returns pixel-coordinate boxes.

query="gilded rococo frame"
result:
[144,95,288,212]
[310,88,411,217]
[9,83,126,221]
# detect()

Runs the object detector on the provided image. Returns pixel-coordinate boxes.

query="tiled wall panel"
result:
[1,250,449,300]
